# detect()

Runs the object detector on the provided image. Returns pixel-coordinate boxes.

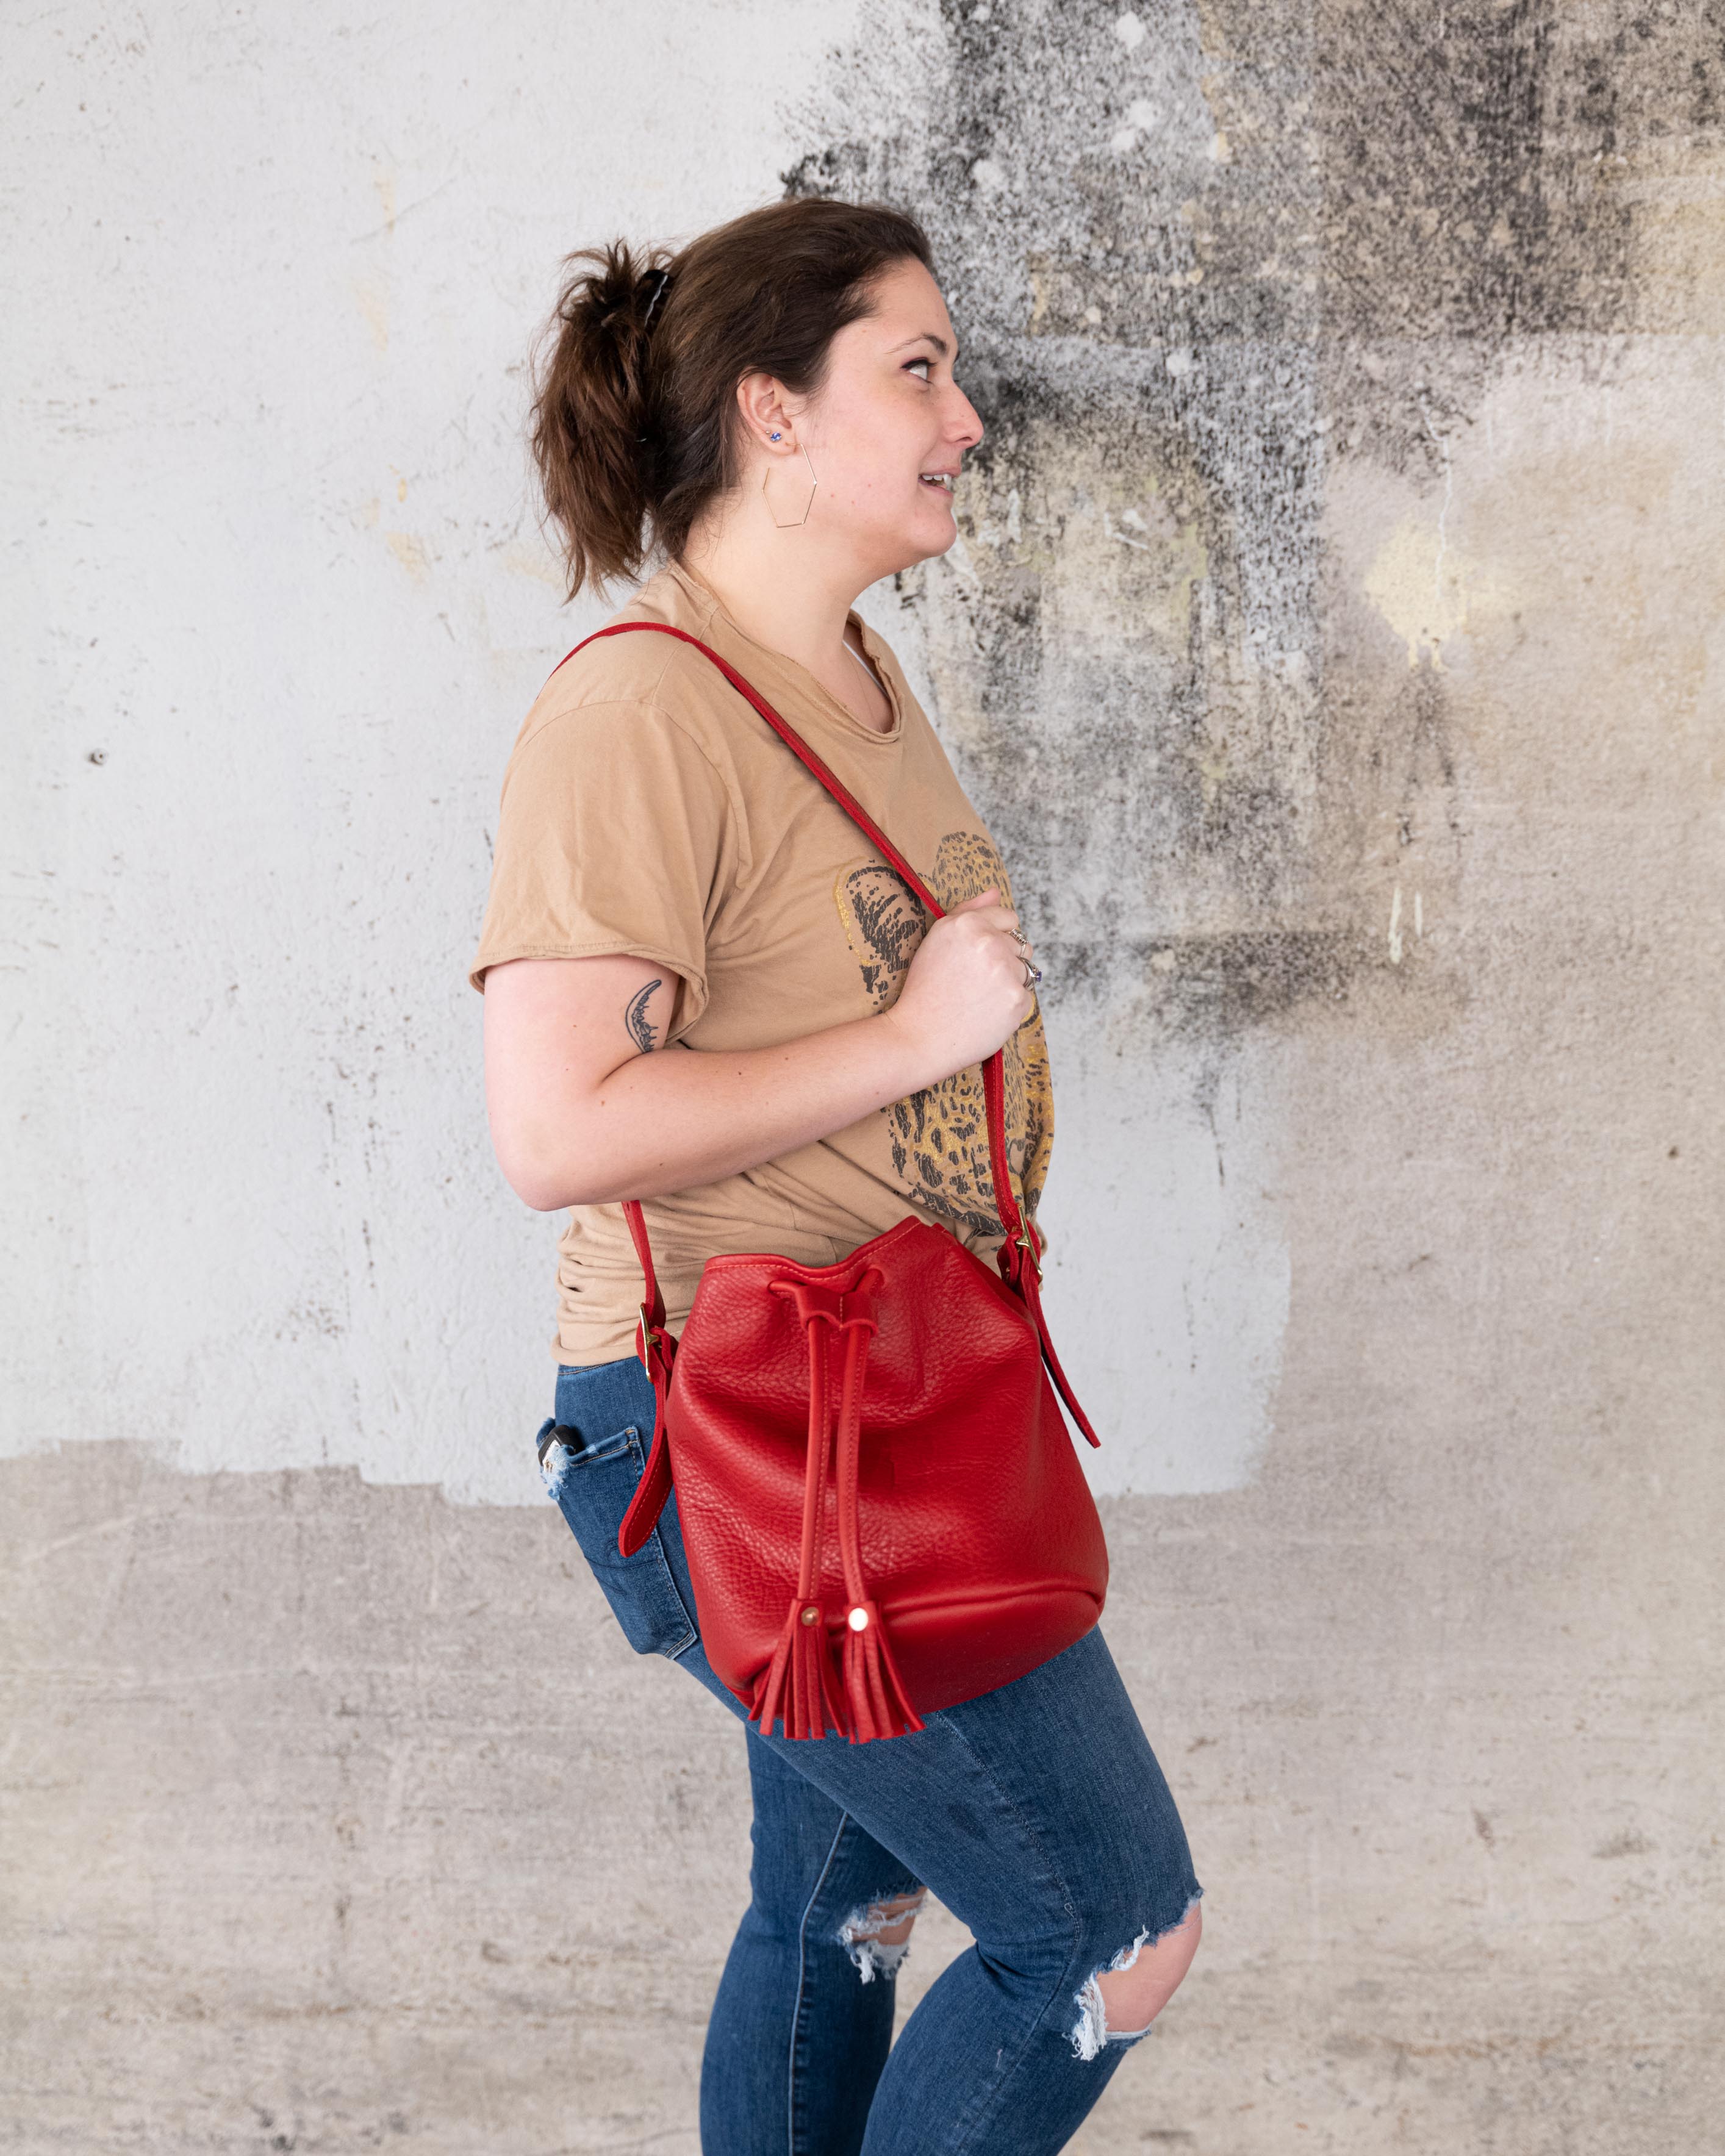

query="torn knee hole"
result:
[837,1888,927,1983]
[1070,1894,1204,2062]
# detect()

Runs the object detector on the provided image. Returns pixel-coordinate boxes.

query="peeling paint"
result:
[788,0,1712,1025]
[787,1,1338,1028]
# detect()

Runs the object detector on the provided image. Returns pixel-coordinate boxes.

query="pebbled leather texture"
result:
[553,622,1111,1741]
[666,1220,1109,1727]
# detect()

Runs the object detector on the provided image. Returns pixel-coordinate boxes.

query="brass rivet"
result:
[800,1605,820,1626]
[848,1605,870,1632]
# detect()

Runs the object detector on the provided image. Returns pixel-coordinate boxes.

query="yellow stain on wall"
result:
[351,276,389,353]
[499,539,564,588]
[1363,515,1513,668]
[386,532,430,582]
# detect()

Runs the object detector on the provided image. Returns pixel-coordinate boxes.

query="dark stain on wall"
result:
[784,0,1721,1044]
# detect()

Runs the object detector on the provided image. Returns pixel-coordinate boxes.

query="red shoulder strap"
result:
[550,618,1100,1480]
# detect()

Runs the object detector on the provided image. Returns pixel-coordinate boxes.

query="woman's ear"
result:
[736,370,800,453]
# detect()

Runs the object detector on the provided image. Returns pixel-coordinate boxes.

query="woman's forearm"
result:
[484,898,1033,1213]
[500,1009,935,1211]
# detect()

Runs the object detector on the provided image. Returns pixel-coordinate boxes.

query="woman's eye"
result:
[906,357,931,381]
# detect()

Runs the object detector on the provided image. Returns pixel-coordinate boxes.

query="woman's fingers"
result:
[946,886,1024,947]
[953,891,1035,1022]
[942,889,1034,1009]
[889,881,1040,1074]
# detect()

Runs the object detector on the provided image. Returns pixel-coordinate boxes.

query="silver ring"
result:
[1010,928,1029,950]
[1022,958,1042,987]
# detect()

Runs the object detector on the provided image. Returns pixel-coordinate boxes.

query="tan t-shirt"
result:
[470,560,1055,1364]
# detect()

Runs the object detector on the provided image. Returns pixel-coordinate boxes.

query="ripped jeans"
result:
[542,1355,1204,2156]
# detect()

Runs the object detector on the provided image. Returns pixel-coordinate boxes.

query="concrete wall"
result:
[4,2,1721,2149]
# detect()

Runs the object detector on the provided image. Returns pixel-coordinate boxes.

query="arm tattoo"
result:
[624,979,663,1055]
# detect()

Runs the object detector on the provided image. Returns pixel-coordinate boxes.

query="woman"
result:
[472,196,1203,2154]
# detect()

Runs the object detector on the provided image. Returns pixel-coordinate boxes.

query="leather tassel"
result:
[752,1600,844,1741]
[841,1602,924,1744]
[749,1609,796,1739]
[793,1608,845,1740]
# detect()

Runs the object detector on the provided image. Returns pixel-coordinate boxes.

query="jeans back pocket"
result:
[536,1418,697,1660]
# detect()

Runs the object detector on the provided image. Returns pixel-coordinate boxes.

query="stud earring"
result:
[769,431,782,442]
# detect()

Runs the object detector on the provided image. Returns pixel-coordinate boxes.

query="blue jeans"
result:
[541,1355,1204,2156]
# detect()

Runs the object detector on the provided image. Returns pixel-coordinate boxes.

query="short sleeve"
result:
[468,698,732,1042]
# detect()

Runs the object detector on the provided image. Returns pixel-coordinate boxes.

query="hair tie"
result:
[641,268,672,334]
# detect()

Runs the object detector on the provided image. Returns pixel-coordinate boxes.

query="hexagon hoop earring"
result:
[762,443,819,529]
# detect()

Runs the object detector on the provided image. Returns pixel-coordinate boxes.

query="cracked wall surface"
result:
[5,0,1723,2149]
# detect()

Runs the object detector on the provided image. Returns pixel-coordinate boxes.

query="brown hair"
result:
[528,197,935,598]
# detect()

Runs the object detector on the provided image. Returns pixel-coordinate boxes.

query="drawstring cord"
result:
[750,1268,922,1744]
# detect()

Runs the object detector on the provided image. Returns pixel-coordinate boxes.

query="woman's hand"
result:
[881,887,1035,1086]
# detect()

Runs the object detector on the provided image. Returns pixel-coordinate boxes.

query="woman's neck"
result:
[680,500,892,732]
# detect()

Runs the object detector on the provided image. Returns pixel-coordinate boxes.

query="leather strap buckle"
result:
[638,1304,661,1372]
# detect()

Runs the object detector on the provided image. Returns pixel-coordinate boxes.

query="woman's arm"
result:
[483,890,1033,1211]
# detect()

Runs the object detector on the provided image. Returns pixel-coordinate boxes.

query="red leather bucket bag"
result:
[558,622,1109,1743]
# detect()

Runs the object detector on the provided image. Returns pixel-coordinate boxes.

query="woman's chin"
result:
[867,511,959,579]
[911,500,959,553]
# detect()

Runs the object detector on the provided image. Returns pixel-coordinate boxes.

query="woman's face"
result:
[776,258,984,584]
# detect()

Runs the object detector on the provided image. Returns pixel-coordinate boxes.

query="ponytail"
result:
[528,199,934,601]
[529,240,672,599]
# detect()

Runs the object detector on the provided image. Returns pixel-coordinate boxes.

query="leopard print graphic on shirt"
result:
[833,831,1053,1240]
